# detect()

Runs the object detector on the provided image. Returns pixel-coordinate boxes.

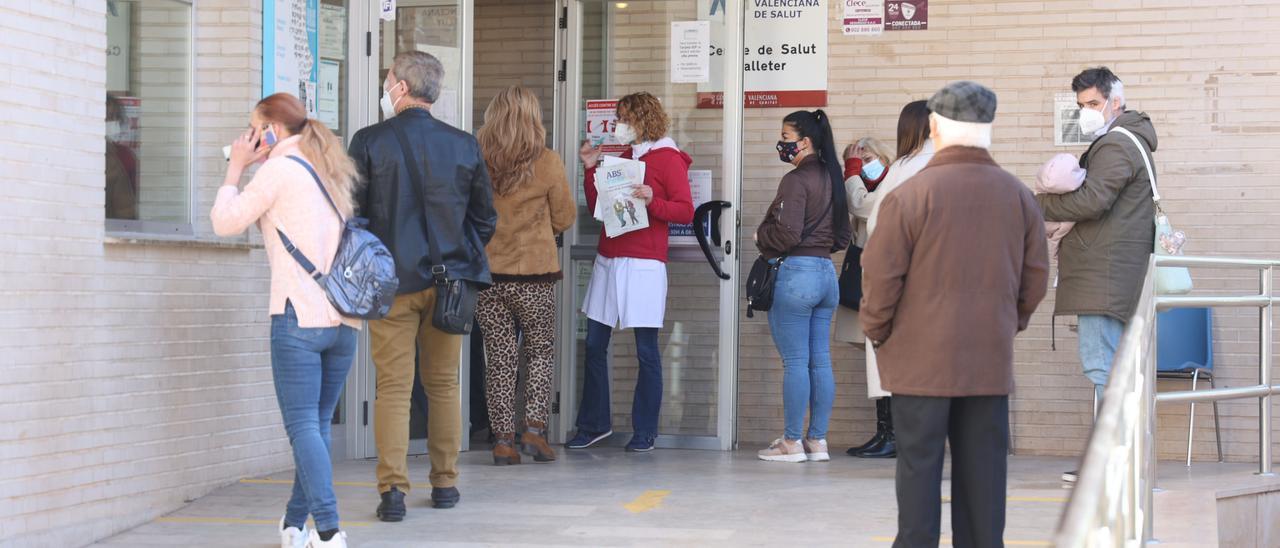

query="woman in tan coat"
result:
[475,86,576,465]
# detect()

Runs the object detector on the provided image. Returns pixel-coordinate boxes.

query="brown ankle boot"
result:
[521,421,558,463]
[493,433,521,466]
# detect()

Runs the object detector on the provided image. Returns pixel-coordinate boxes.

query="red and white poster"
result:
[885,0,927,31]
[584,100,630,157]
[696,0,829,108]
[843,0,884,36]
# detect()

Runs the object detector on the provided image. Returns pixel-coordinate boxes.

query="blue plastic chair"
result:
[1156,307,1223,465]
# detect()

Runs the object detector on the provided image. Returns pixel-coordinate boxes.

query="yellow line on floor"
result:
[240,478,385,488]
[157,517,373,527]
[871,537,1049,546]
[623,490,672,513]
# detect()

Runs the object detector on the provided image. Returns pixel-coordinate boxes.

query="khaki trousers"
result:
[370,288,463,493]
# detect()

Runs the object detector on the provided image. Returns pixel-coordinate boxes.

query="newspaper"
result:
[594,155,648,238]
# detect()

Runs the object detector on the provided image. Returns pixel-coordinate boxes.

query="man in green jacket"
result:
[1037,67,1158,483]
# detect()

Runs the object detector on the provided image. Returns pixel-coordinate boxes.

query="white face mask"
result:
[1077,106,1107,135]
[105,121,123,140]
[380,80,404,119]
[613,122,637,145]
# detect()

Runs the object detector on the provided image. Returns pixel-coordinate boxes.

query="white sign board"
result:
[106,2,131,92]
[318,59,340,129]
[697,0,829,108]
[264,0,319,118]
[319,3,346,59]
[671,21,711,84]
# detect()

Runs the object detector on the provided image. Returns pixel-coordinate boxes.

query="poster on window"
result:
[843,0,884,36]
[1054,92,1098,147]
[885,0,927,31]
[584,100,630,156]
[263,0,320,118]
[669,170,714,246]
[696,0,829,108]
[106,1,131,93]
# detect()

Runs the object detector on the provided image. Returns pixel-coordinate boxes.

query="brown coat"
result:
[484,149,577,280]
[860,146,1049,397]
[756,155,853,259]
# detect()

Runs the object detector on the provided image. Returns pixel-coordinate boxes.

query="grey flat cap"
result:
[927,81,997,123]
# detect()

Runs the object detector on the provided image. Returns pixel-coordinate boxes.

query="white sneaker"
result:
[757,438,807,463]
[279,517,307,548]
[308,529,347,548]
[803,438,830,462]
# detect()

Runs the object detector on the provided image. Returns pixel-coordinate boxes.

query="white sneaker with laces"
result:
[308,529,347,548]
[757,438,807,463]
[279,517,307,548]
[803,438,830,462]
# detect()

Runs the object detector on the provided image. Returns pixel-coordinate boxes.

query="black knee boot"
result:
[847,398,888,456]
[856,396,896,458]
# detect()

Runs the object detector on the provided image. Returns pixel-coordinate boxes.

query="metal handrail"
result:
[1055,255,1278,546]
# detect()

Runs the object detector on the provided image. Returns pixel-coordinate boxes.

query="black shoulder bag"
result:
[837,241,863,310]
[745,200,831,318]
[389,123,478,335]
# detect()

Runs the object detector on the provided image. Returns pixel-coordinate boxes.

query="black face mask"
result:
[776,140,801,163]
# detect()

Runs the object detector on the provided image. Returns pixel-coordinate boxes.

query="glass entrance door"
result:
[345,0,475,459]
[555,0,744,450]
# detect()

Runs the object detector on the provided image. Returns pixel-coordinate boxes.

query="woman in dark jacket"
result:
[754,110,853,463]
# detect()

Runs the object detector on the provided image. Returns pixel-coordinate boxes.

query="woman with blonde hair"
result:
[211,92,361,548]
[474,86,576,465]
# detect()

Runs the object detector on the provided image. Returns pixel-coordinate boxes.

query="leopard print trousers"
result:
[475,281,557,435]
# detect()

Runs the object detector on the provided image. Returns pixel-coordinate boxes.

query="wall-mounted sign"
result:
[263,0,319,118]
[1054,91,1098,147]
[671,21,712,84]
[696,0,829,108]
[886,0,927,31]
[843,0,884,36]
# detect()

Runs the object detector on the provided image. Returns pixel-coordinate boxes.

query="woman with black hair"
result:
[754,110,853,463]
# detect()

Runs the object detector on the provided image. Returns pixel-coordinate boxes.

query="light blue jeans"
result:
[1077,315,1125,401]
[271,303,357,532]
[767,256,839,441]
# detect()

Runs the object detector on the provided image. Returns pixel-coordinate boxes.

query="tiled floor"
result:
[95,449,1078,547]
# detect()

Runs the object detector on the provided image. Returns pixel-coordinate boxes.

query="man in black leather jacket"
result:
[349,51,497,522]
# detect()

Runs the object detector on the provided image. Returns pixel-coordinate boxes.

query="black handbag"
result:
[837,241,863,310]
[390,123,478,335]
[277,156,399,319]
[745,201,831,318]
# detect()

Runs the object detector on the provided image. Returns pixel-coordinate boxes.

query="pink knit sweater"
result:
[211,136,361,330]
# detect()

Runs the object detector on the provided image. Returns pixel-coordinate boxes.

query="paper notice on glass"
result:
[843,0,884,36]
[318,59,340,129]
[669,170,713,246]
[380,0,396,21]
[1054,91,1097,147]
[595,156,649,238]
[671,21,711,83]
[431,88,459,128]
[585,99,629,157]
[320,4,346,59]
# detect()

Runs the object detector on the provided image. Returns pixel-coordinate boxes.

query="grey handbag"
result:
[276,155,399,320]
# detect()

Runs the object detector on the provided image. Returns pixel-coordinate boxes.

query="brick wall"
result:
[473,0,556,141]
[600,0,1280,462]
[0,1,289,545]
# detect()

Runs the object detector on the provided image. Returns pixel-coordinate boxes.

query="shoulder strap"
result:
[1109,127,1160,204]
[274,155,343,281]
[388,122,447,282]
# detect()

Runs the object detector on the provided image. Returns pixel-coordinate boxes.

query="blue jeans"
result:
[271,303,357,532]
[767,256,838,441]
[1077,315,1125,400]
[576,319,662,437]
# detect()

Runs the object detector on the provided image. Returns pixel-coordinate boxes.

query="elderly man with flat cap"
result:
[860,81,1049,548]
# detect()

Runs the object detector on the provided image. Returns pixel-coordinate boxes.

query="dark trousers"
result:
[575,319,663,436]
[893,395,1009,548]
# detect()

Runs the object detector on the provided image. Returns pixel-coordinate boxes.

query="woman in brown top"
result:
[754,110,853,463]
[474,86,576,465]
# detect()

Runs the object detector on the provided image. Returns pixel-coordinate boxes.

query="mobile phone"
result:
[222,145,232,162]
[262,126,279,147]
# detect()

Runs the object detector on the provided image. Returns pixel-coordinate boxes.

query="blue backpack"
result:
[275,155,398,319]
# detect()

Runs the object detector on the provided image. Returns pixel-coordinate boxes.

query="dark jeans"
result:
[575,319,662,436]
[893,395,1009,548]
[271,303,357,532]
